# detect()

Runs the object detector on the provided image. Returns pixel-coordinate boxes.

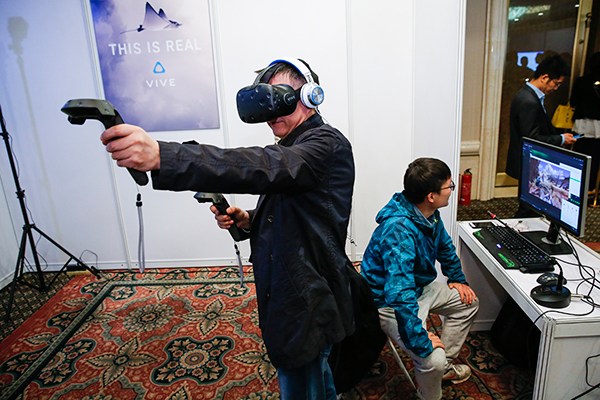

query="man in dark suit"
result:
[506,54,578,217]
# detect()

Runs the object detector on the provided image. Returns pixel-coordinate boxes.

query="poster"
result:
[89,0,219,131]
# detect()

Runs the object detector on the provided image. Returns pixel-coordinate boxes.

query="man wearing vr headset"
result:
[101,58,355,399]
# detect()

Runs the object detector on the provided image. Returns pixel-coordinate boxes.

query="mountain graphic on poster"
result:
[121,2,182,34]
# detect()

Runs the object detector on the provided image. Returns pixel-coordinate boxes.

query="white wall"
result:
[351,1,465,249]
[0,174,18,289]
[0,0,466,283]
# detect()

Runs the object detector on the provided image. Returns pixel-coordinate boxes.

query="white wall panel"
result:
[413,0,466,235]
[349,1,416,255]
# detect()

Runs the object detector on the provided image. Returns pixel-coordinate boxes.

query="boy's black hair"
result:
[403,158,451,204]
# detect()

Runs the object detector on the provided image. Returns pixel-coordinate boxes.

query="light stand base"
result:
[1,102,100,323]
[4,223,100,322]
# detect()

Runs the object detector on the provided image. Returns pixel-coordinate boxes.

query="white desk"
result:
[458,219,600,400]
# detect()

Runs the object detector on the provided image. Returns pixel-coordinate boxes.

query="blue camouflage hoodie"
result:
[360,191,467,358]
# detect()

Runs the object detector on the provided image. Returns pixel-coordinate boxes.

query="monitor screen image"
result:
[518,138,591,254]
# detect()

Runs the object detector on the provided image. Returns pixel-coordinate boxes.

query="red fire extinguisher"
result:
[459,168,472,206]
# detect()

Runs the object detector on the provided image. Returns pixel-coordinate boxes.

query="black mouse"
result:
[536,272,567,286]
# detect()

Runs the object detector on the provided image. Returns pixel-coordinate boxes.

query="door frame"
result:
[479,0,509,201]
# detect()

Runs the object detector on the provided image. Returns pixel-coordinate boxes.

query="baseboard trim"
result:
[493,186,517,198]
[471,319,495,332]
[0,273,12,291]
[494,173,518,198]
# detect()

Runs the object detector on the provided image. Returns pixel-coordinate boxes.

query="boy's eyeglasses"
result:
[440,180,456,191]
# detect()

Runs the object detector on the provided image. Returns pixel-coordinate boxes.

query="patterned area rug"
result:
[0,267,278,399]
[0,267,534,399]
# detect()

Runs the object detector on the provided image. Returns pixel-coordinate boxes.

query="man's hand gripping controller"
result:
[194,192,242,242]
[61,98,149,186]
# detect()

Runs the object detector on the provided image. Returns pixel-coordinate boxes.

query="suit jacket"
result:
[506,85,563,179]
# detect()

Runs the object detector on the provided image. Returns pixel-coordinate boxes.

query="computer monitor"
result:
[518,137,591,255]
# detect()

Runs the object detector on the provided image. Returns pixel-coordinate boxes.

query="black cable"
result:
[233,242,245,288]
[584,353,600,387]
[571,382,600,399]
[136,192,145,273]
[531,303,596,327]
[19,234,49,275]
[563,234,600,304]
[525,295,597,373]
[571,353,600,399]
[550,233,600,303]
[79,249,99,273]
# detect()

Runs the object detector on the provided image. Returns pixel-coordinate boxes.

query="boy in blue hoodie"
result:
[361,158,478,400]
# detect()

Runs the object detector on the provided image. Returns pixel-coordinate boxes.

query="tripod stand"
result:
[1,104,100,322]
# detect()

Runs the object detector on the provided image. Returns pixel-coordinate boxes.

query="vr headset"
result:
[236,58,324,124]
[236,83,300,124]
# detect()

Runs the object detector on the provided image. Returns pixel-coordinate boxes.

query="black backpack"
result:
[328,264,387,393]
[490,297,540,370]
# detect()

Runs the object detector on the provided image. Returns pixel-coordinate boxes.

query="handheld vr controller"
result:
[194,192,242,242]
[61,98,149,186]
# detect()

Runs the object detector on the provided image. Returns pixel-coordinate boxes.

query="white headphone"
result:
[268,58,325,109]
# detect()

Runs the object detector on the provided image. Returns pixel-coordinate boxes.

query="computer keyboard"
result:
[473,225,555,273]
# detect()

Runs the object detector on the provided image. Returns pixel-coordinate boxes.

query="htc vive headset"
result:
[236,58,324,124]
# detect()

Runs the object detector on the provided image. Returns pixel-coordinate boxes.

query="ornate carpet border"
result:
[0,276,248,400]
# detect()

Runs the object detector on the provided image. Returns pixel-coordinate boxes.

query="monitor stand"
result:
[521,222,573,255]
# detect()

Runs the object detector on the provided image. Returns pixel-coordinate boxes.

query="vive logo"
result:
[147,61,174,87]
[153,62,166,74]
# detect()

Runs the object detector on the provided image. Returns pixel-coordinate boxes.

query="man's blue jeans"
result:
[277,345,337,400]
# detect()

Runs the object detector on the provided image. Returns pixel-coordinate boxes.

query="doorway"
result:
[495,0,589,195]
[474,0,596,200]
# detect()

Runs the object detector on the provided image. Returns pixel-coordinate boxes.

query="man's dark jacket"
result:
[506,84,563,179]
[151,114,355,369]
[571,74,600,121]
